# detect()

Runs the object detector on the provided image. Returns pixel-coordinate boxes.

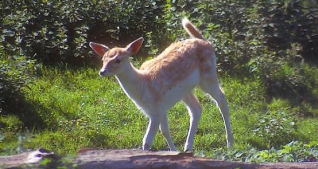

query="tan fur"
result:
[140,39,214,101]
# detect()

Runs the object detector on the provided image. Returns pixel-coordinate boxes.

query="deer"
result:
[89,18,234,151]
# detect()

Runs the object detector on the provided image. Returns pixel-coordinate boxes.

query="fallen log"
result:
[0,148,317,169]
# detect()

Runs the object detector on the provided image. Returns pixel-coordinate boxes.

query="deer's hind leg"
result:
[199,74,234,147]
[182,93,202,151]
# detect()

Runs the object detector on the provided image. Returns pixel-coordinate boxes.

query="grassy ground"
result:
[1,64,318,162]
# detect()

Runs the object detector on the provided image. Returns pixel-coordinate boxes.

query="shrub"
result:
[1,0,317,67]
[1,50,52,131]
[0,53,38,118]
[0,0,165,65]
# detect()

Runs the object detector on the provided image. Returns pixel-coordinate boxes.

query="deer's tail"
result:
[182,18,205,40]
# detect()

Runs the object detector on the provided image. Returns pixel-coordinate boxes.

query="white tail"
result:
[89,18,234,151]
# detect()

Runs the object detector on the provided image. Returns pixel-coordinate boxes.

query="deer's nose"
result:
[99,69,107,76]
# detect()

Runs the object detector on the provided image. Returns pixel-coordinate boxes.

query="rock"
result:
[0,149,318,169]
[0,148,60,169]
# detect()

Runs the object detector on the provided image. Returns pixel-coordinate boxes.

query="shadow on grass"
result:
[265,78,318,117]
[1,83,48,131]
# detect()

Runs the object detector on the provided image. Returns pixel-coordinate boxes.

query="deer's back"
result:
[140,39,213,81]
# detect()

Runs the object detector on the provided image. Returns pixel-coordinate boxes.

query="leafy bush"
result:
[0,54,37,115]
[0,0,166,64]
[1,0,317,68]
[257,0,318,61]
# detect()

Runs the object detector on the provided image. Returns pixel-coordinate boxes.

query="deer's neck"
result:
[115,63,146,103]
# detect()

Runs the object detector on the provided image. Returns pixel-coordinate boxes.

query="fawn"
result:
[89,18,234,151]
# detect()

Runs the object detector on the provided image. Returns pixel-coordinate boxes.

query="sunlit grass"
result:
[1,65,318,162]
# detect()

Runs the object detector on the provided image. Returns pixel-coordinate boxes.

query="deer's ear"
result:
[126,37,144,55]
[89,42,110,57]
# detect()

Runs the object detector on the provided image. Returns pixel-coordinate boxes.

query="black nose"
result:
[99,71,105,76]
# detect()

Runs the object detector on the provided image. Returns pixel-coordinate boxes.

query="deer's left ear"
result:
[89,42,110,57]
[126,37,144,55]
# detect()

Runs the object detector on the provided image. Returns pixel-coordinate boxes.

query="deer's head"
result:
[89,37,144,76]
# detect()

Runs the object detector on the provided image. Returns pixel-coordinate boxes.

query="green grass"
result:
[1,65,318,162]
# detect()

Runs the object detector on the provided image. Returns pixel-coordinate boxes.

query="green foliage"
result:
[253,109,297,147]
[256,0,318,61]
[1,66,318,160]
[0,0,165,64]
[1,0,318,162]
[252,141,318,162]
[197,141,318,162]
[0,54,37,115]
[2,0,316,65]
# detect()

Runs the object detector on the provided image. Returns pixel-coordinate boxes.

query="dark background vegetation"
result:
[1,0,318,152]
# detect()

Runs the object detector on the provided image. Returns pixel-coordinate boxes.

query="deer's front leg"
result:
[160,114,177,151]
[142,114,162,150]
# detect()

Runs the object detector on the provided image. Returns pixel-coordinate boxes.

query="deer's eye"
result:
[115,59,121,64]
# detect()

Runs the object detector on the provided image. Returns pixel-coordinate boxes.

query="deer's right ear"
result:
[89,42,110,57]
